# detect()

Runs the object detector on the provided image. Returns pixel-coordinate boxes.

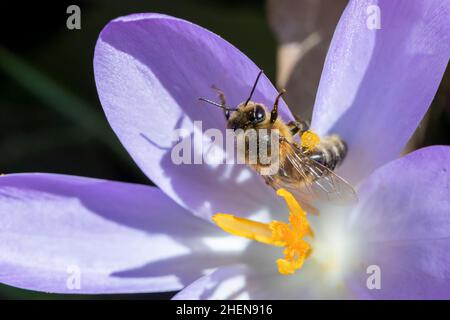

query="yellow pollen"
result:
[301,130,320,151]
[212,188,313,275]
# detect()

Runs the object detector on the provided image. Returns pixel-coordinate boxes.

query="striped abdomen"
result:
[309,134,347,171]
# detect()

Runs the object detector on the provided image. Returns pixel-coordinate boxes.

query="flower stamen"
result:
[212,188,313,275]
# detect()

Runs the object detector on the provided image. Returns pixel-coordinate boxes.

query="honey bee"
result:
[199,70,357,213]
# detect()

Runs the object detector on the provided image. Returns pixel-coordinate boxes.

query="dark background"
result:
[0,0,448,299]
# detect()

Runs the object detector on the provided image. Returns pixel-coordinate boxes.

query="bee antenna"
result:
[198,98,236,111]
[244,69,264,106]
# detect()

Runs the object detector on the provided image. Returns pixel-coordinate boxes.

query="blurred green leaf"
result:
[0,127,89,163]
[0,46,134,167]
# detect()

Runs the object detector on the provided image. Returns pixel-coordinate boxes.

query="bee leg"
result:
[270,89,286,123]
[212,85,229,120]
[287,119,310,137]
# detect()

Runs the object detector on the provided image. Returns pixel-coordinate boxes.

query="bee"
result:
[199,70,356,213]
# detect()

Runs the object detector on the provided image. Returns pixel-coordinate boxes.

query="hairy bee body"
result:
[228,101,347,177]
[233,111,293,173]
[226,100,355,208]
[309,135,347,171]
[200,70,357,208]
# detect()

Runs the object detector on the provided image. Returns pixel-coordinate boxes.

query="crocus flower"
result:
[1,0,449,299]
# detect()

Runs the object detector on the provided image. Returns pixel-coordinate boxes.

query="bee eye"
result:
[250,105,265,123]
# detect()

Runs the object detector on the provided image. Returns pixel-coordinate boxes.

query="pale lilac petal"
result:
[312,0,450,184]
[0,173,242,294]
[94,13,289,220]
[172,264,308,300]
[348,146,450,299]
[172,265,252,300]
[172,247,346,300]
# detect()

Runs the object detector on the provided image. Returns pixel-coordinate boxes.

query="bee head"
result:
[199,69,267,131]
[227,101,268,131]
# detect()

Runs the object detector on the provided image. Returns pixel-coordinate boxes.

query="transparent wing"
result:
[263,139,357,209]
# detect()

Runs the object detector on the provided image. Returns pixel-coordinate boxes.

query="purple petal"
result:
[172,264,303,300]
[348,146,450,299]
[311,0,450,184]
[172,264,251,300]
[94,13,288,220]
[0,173,241,294]
[172,254,342,300]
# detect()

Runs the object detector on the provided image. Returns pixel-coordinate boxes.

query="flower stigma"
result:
[212,188,313,275]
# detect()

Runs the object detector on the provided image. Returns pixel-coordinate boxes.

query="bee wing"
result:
[264,139,357,208]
